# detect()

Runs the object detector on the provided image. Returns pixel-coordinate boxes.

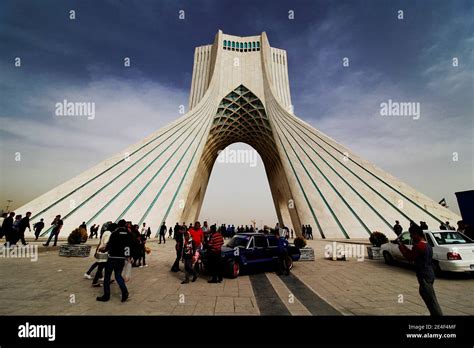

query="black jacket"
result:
[19,216,30,232]
[105,227,134,258]
[2,216,13,233]
[159,224,167,235]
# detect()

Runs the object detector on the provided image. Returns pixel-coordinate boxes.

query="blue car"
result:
[212,233,301,278]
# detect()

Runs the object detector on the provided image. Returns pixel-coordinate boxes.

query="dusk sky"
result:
[0,0,472,226]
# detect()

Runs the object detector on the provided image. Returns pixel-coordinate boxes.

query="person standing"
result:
[18,212,32,245]
[173,222,180,240]
[171,225,184,272]
[89,224,96,238]
[301,225,306,238]
[97,219,133,302]
[2,212,15,246]
[202,221,210,243]
[11,215,22,245]
[275,230,290,276]
[33,218,45,240]
[188,221,204,250]
[43,215,63,247]
[207,224,224,283]
[130,224,141,267]
[168,226,173,238]
[138,232,148,268]
[445,221,455,231]
[393,220,403,236]
[0,213,6,238]
[159,222,167,244]
[181,231,197,284]
[94,225,100,238]
[307,225,313,240]
[140,223,147,236]
[398,222,443,316]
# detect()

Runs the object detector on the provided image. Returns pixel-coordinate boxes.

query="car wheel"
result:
[286,256,294,270]
[383,251,394,265]
[228,260,240,279]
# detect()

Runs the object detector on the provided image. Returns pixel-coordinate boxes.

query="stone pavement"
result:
[0,237,472,315]
[293,240,474,315]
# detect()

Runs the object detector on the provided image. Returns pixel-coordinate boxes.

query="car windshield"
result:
[226,236,249,248]
[431,232,474,245]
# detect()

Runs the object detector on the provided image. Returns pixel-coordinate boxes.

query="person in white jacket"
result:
[84,225,113,287]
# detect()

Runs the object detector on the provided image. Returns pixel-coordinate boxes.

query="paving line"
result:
[265,272,311,316]
[248,273,291,316]
[277,273,342,316]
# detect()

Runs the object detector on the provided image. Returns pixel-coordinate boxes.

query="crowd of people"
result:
[392,219,474,239]
[2,209,474,308]
[0,211,33,246]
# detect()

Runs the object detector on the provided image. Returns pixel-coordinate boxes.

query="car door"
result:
[248,235,269,263]
[267,235,279,261]
[237,236,253,266]
[393,232,412,261]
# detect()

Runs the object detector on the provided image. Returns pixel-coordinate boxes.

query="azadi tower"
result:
[19,31,460,239]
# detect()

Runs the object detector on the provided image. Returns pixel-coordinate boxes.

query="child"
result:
[181,232,197,284]
[138,233,148,268]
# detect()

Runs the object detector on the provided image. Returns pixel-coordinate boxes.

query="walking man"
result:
[398,222,443,316]
[33,218,45,240]
[2,212,15,246]
[44,215,63,246]
[18,212,32,245]
[97,219,133,302]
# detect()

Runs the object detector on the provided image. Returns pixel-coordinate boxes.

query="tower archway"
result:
[181,85,302,232]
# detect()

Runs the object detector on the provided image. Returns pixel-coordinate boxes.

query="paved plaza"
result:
[0,238,472,316]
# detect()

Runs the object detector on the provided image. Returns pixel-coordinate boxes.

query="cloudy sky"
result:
[0,0,472,226]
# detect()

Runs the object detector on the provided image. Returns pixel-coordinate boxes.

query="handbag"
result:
[122,260,132,283]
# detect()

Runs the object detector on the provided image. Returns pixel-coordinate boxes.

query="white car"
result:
[380,230,474,274]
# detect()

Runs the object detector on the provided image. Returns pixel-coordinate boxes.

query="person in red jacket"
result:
[207,224,224,283]
[188,221,204,250]
[399,221,443,316]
